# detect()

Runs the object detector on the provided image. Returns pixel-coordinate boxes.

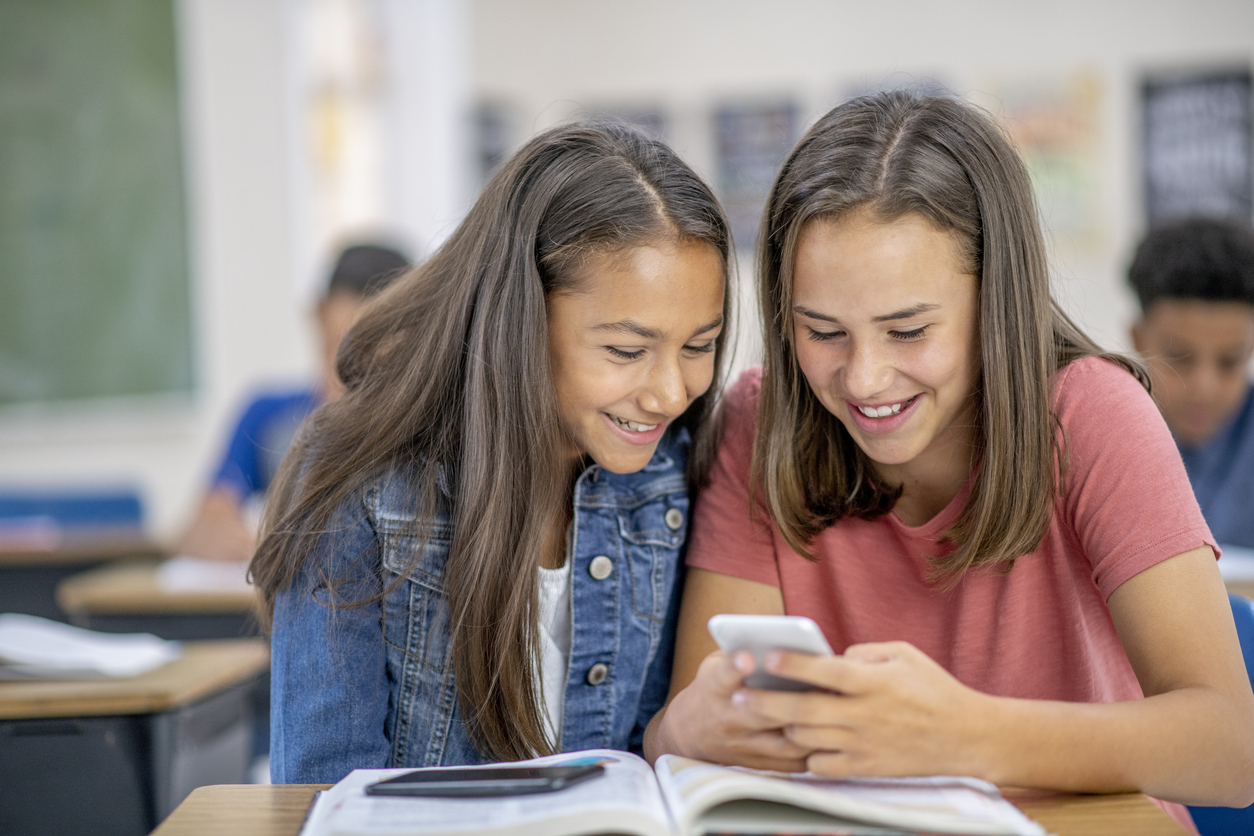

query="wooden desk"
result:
[151,783,1189,836]
[57,559,260,640]
[0,640,269,836]
[1225,580,1254,601]
[0,532,162,621]
[0,638,268,719]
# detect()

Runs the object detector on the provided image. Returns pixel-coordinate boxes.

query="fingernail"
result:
[734,652,754,673]
[764,651,782,670]
[731,690,747,707]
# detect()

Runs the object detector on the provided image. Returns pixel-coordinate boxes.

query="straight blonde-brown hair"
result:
[252,121,732,761]
[756,91,1145,581]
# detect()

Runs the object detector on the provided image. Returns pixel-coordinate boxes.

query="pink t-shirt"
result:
[688,357,1216,829]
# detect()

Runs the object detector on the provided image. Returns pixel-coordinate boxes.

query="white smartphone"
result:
[707,614,835,692]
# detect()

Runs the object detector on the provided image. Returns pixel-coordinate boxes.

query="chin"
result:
[595,452,655,475]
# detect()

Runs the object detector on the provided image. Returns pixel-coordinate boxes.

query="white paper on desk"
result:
[1218,545,1254,582]
[0,613,182,679]
[158,555,253,592]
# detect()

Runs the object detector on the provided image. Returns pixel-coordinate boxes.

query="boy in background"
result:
[1129,217,1254,548]
[177,243,409,562]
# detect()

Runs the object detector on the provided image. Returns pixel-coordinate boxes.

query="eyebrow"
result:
[792,303,940,324]
[592,315,724,340]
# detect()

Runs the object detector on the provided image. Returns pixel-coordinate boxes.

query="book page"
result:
[301,750,674,836]
[654,756,1045,836]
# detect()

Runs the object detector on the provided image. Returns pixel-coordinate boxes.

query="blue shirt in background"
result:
[1178,384,1254,549]
[211,387,321,500]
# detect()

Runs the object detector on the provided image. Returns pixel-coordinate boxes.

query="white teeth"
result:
[857,401,905,418]
[610,415,658,433]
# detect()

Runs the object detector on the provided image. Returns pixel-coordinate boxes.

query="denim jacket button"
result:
[586,663,609,685]
[665,508,684,530]
[589,555,613,580]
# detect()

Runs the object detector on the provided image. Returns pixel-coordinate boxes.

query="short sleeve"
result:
[686,368,782,587]
[211,389,318,500]
[1056,358,1218,599]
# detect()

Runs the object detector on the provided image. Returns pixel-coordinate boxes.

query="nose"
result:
[639,356,688,418]
[843,339,892,399]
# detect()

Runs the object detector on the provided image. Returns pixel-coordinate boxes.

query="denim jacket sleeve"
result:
[269,493,392,784]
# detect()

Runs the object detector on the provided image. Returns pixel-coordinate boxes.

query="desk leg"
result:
[151,678,258,822]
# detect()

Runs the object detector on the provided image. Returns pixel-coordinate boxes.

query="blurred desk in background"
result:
[149,784,1189,836]
[1220,544,1254,602]
[57,558,259,641]
[0,533,163,622]
[0,639,268,836]
[0,489,159,621]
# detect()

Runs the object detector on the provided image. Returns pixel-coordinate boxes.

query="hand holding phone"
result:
[707,614,835,691]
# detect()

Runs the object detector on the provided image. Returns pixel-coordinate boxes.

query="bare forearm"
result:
[974,686,1254,806]
[176,489,257,562]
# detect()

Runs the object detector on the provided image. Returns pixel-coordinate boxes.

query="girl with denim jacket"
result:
[251,122,733,783]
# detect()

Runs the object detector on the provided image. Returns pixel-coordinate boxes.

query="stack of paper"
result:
[0,613,182,679]
[157,555,253,592]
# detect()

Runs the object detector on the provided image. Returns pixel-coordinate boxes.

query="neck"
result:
[875,417,979,528]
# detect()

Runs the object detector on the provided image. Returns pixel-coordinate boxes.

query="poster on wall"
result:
[977,72,1106,251]
[1142,69,1253,225]
[713,100,799,249]
[474,100,516,186]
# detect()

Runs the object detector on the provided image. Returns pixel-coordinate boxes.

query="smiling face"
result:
[1132,299,1254,447]
[791,210,981,492]
[546,239,725,474]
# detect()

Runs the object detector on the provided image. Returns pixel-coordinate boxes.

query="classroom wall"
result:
[471,0,1254,376]
[0,0,308,541]
[0,0,471,541]
[0,0,1248,540]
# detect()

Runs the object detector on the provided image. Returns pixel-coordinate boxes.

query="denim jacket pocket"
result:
[617,491,687,622]
[373,512,454,670]
[368,490,469,766]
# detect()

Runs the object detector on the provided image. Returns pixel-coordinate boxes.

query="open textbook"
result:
[299,749,1046,836]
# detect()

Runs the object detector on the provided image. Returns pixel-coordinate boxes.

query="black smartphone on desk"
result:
[365,764,605,797]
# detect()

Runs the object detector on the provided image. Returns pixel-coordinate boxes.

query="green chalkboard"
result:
[0,0,193,406]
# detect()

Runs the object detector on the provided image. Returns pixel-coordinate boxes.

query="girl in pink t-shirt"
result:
[644,91,1254,818]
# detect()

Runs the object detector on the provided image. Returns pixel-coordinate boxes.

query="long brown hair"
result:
[251,122,732,760]
[756,90,1144,581]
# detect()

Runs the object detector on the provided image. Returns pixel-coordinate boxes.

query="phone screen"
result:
[365,764,605,797]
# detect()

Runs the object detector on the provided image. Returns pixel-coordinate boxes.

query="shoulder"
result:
[725,366,764,414]
[359,460,451,528]
[718,366,764,455]
[1051,355,1178,491]
[1051,356,1152,420]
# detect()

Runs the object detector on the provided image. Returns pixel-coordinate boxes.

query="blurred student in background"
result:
[1130,218,1254,549]
[176,243,410,562]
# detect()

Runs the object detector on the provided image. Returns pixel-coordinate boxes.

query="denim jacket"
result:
[270,431,690,783]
